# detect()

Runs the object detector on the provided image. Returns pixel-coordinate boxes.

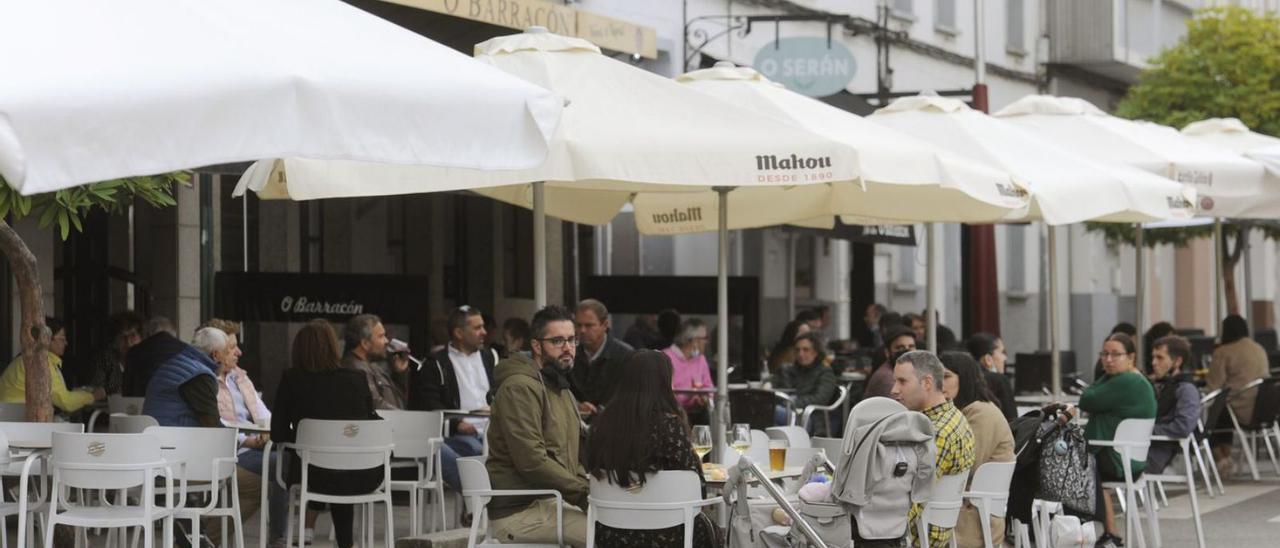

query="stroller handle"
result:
[735,455,830,548]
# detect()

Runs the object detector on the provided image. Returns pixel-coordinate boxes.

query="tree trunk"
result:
[0,219,52,422]
[1221,227,1247,318]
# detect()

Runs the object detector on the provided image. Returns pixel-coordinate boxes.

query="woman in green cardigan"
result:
[1071,332,1156,547]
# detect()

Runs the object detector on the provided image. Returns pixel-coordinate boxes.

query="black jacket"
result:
[271,368,382,490]
[409,346,497,430]
[570,335,635,406]
[123,332,188,397]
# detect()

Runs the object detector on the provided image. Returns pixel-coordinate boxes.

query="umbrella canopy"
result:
[871,95,1195,225]
[994,96,1267,219]
[638,64,1028,233]
[0,0,562,195]
[1182,118,1280,178]
[238,30,860,226]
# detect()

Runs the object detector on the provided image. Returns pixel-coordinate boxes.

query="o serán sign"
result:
[753,37,856,98]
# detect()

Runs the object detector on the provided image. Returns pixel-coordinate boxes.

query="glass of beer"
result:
[768,440,787,471]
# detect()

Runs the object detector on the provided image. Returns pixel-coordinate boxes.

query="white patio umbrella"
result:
[665,65,1030,353]
[1183,118,1280,176]
[0,0,563,194]
[237,29,865,458]
[995,95,1268,392]
[875,95,1198,395]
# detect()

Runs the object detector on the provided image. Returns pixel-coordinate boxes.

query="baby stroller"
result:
[724,397,937,548]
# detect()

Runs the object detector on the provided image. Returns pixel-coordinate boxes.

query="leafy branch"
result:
[0,173,185,239]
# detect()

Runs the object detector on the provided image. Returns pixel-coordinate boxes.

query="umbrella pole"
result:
[714,187,731,462]
[1135,224,1145,366]
[533,182,547,309]
[1213,219,1224,334]
[926,223,939,352]
[1049,225,1062,396]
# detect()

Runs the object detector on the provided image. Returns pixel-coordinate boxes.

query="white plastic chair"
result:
[1089,418,1156,548]
[107,414,158,434]
[1221,378,1268,481]
[765,426,811,448]
[377,409,447,535]
[798,385,849,437]
[962,461,1015,548]
[279,419,394,548]
[810,436,843,462]
[586,470,723,548]
[1146,432,1205,548]
[146,426,243,548]
[915,473,967,548]
[0,428,55,548]
[45,431,181,548]
[458,456,565,547]
[88,396,146,432]
[1195,388,1229,496]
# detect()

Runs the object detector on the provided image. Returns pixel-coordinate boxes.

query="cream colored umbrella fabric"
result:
[1182,117,1280,184]
[237,31,860,226]
[872,95,1195,225]
[995,96,1267,219]
[643,64,1028,234]
[2,0,562,195]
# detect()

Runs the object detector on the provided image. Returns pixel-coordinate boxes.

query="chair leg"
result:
[1204,438,1226,495]
[1190,438,1216,497]
[1155,481,1169,507]
[1263,426,1280,476]
[1145,482,1161,548]
[385,495,395,548]
[296,496,308,548]
[143,518,153,548]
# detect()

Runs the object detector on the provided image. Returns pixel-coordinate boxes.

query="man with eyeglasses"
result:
[411,305,497,489]
[570,299,634,415]
[486,305,589,547]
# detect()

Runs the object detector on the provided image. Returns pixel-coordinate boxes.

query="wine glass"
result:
[692,425,712,462]
[731,423,751,456]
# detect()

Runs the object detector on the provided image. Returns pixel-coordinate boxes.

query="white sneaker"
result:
[304,528,315,545]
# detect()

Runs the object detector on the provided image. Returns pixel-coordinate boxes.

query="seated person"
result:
[0,317,104,413]
[411,305,496,489]
[585,350,719,547]
[1068,333,1156,548]
[123,316,187,397]
[1146,335,1201,474]
[965,332,1016,421]
[570,299,635,414]
[205,319,286,546]
[663,318,714,423]
[772,332,837,432]
[272,320,382,548]
[487,306,589,547]
[893,350,975,548]
[142,327,222,427]
[940,351,1014,548]
[865,326,917,399]
[1206,314,1270,477]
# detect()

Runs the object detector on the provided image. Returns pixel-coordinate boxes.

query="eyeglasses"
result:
[1098,351,1129,361]
[539,336,578,348]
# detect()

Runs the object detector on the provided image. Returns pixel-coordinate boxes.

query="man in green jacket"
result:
[486,305,589,547]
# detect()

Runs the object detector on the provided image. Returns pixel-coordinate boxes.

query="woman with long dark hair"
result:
[271,320,382,548]
[585,350,718,547]
[939,352,1013,548]
[766,319,811,376]
[965,332,1015,420]
[1207,314,1270,477]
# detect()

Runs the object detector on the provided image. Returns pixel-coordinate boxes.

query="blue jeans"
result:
[440,434,484,490]
[237,448,288,541]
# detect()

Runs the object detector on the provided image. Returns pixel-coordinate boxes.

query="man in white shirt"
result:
[412,305,497,489]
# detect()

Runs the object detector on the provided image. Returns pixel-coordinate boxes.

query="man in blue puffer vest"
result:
[142,326,225,427]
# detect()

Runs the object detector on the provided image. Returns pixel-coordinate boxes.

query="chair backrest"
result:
[1112,418,1157,462]
[924,473,969,528]
[811,436,843,460]
[0,429,10,466]
[108,395,146,416]
[295,419,393,471]
[589,470,702,530]
[1249,379,1280,428]
[51,432,163,490]
[0,421,82,445]
[766,426,811,448]
[0,403,26,422]
[376,409,443,459]
[145,426,237,482]
[109,413,159,433]
[457,456,492,508]
[728,389,786,430]
[1199,388,1230,439]
[966,461,1016,518]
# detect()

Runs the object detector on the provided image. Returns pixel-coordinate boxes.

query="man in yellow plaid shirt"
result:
[893,350,976,548]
